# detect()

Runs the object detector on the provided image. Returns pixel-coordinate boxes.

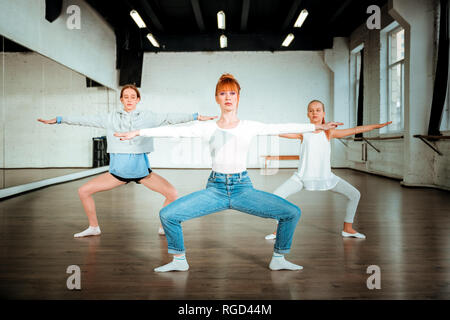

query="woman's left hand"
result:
[198,115,218,121]
[376,121,392,128]
[114,130,140,140]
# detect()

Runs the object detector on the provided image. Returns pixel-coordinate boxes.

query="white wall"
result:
[324,37,351,168]
[0,0,117,89]
[137,51,332,168]
[0,52,115,168]
[333,0,450,190]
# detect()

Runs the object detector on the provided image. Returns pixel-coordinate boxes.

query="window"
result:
[440,4,450,132]
[441,87,450,132]
[387,27,405,132]
[350,45,363,127]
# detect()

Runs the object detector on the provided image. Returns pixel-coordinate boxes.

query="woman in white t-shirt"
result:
[115,75,342,272]
[265,100,391,240]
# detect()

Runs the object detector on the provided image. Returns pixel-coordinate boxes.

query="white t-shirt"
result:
[140,120,316,174]
[296,130,340,190]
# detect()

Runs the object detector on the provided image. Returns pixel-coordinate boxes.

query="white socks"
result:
[153,253,301,272]
[74,226,101,238]
[265,233,276,240]
[73,225,167,238]
[154,254,189,272]
[269,253,303,271]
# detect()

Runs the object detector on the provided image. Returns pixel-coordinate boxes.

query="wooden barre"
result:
[260,155,299,169]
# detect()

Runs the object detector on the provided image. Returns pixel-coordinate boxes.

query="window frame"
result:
[386,26,405,133]
[350,43,364,128]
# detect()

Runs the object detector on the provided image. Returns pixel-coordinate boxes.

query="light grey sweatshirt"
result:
[59,109,197,154]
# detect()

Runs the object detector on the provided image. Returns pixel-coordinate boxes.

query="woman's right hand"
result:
[321,121,344,130]
[114,130,140,141]
[37,118,57,124]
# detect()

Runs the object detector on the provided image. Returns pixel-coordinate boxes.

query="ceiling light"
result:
[217,11,226,30]
[147,33,160,47]
[130,10,146,28]
[282,33,295,47]
[293,9,308,28]
[220,35,227,48]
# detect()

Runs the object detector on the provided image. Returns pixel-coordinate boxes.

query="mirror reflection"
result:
[0,36,116,190]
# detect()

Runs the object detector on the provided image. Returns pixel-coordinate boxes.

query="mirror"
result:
[0,36,116,191]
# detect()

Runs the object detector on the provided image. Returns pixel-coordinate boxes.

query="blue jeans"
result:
[159,171,301,254]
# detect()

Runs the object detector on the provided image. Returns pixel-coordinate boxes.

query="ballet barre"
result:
[261,155,299,169]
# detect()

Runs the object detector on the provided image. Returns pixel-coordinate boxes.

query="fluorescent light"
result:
[217,11,226,29]
[220,35,227,48]
[130,10,146,28]
[293,9,308,28]
[146,33,160,47]
[282,33,295,47]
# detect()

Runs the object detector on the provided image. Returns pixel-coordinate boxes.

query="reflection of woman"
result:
[38,84,215,238]
[115,74,342,272]
[265,100,391,240]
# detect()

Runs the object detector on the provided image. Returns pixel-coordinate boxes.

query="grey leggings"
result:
[273,175,361,223]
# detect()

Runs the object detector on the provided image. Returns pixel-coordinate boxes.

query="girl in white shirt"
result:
[115,74,342,272]
[265,100,391,240]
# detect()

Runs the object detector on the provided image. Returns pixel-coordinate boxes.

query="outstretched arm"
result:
[114,122,207,140]
[315,122,345,131]
[255,121,343,136]
[197,115,218,121]
[279,133,302,139]
[37,118,57,125]
[330,121,392,139]
[37,115,108,128]
[151,111,217,127]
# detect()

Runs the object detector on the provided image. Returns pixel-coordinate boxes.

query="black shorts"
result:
[111,168,152,184]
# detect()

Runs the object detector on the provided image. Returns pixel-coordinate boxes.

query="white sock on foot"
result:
[265,233,276,240]
[154,254,189,272]
[269,253,303,271]
[74,226,101,238]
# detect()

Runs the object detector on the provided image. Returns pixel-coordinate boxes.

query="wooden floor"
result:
[0,168,449,299]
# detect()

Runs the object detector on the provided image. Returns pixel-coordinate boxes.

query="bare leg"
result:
[138,172,178,234]
[343,222,358,234]
[78,173,126,227]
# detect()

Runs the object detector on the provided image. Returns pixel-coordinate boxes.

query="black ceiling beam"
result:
[190,0,205,32]
[45,0,63,22]
[326,0,353,26]
[281,0,303,31]
[240,0,250,31]
[138,0,164,32]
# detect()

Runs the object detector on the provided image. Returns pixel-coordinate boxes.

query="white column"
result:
[324,37,351,167]
[389,0,436,186]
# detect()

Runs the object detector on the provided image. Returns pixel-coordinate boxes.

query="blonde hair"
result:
[307,100,325,124]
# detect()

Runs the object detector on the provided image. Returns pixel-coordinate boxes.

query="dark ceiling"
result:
[85,0,388,52]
